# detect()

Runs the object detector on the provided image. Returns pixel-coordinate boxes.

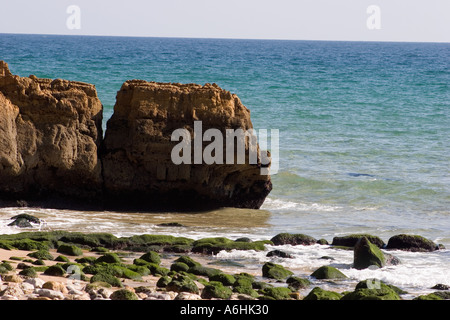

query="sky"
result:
[0,0,449,42]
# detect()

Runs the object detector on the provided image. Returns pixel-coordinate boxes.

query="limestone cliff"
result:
[0,61,271,210]
[102,80,272,210]
[0,61,103,205]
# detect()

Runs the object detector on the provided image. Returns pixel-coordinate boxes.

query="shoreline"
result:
[0,228,448,301]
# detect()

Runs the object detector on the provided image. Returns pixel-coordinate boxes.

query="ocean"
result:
[0,33,449,296]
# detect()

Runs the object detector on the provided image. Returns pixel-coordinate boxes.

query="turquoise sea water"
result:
[0,34,449,293]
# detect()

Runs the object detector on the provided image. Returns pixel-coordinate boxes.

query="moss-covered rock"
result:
[316,239,329,245]
[270,233,317,246]
[233,285,259,298]
[156,276,172,288]
[43,264,65,277]
[0,241,15,250]
[232,275,258,297]
[166,274,199,294]
[209,273,236,286]
[341,279,401,300]
[132,258,150,266]
[147,263,170,277]
[126,265,150,276]
[262,262,294,280]
[31,266,48,272]
[386,234,438,252]
[0,261,13,271]
[0,266,9,274]
[234,273,256,283]
[90,271,123,287]
[83,263,119,276]
[332,234,385,248]
[75,256,97,264]
[310,266,347,279]
[192,237,270,254]
[19,267,38,278]
[170,262,190,273]
[118,267,142,280]
[303,287,342,300]
[60,232,121,248]
[353,237,386,270]
[57,244,83,256]
[434,291,450,299]
[259,287,293,300]
[253,281,273,290]
[125,234,194,251]
[174,255,202,268]
[95,253,122,264]
[138,251,161,264]
[32,259,45,265]
[110,289,139,300]
[201,281,233,299]
[27,250,54,261]
[8,256,23,261]
[54,255,70,262]
[286,276,311,290]
[413,293,443,300]
[188,265,223,278]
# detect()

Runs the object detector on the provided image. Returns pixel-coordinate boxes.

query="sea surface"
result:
[0,34,449,296]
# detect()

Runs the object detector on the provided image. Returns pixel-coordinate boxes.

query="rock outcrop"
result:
[386,234,439,252]
[0,61,272,210]
[101,80,272,210]
[353,236,386,270]
[0,61,103,206]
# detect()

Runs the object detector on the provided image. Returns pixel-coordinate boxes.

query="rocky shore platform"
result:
[0,223,448,301]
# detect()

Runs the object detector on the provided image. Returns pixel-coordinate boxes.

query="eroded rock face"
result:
[0,61,103,205]
[0,62,271,210]
[102,80,272,210]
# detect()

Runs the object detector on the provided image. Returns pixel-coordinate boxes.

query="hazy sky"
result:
[1,0,449,42]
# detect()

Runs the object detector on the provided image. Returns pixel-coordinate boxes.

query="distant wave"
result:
[261,198,342,212]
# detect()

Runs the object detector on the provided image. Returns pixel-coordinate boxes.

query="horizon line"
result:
[1,32,449,45]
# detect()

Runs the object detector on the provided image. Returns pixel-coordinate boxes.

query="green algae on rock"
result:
[303,287,343,300]
[310,266,347,280]
[43,265,66,277]
[262,262,294,280]
[57,244,83,256]
[270,233,317,246]
[209,273,236,286]
[341,279,401,300]
[201,281,233,299]
[386,234,439,252]
[110,289,139,300]
[192,237,271,254]
[353,237,386,270]
[332,234,385,248]
[259,287,294,300]
[286,276,311,290]
[166,274,200,294]
[27,250,54,261]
